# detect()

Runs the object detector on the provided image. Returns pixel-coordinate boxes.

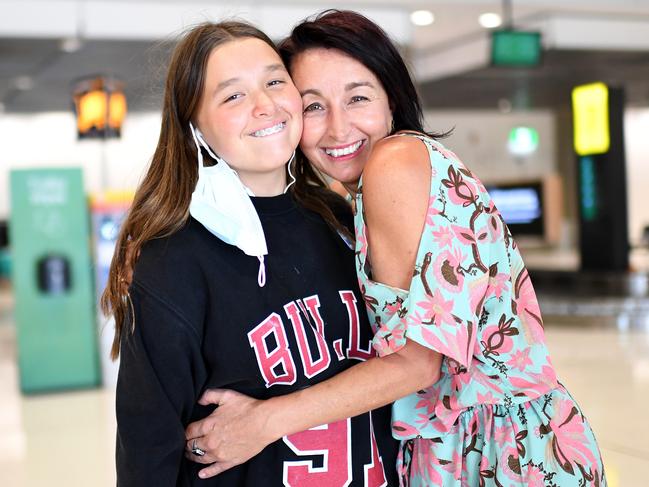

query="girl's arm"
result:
[186,136,443,479]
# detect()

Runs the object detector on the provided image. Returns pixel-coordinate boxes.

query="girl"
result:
[103,20,402,486]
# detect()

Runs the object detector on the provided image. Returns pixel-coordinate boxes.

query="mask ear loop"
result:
[284,151,296,193]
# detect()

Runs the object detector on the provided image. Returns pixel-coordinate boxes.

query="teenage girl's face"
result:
[291,48,393,194]
[195,38,302,195]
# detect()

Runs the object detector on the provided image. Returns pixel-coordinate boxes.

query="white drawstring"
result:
[284,151,296,193]
[257,255,266,287]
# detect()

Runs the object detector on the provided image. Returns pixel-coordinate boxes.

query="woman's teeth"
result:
[252,122,285,137]
[324,140,363,157]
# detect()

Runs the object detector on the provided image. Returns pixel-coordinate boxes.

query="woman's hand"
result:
[184,389,276,479]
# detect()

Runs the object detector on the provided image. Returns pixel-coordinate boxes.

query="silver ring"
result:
[191,439,206,457]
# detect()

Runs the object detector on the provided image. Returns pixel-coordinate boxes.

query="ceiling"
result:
[2,0,649,113]
[421,49,649,110]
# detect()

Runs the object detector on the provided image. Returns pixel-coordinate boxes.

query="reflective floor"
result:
[1,286,648,486]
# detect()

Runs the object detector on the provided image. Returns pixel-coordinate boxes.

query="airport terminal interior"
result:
[2,0,649,485]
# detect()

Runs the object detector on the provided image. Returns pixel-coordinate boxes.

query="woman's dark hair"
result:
[278,10,449,231]
[279,9,446,137]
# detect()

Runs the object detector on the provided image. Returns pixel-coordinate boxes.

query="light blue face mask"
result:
[188,122,295,287]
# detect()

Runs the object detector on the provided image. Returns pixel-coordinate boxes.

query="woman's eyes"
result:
[303,96,369,113]
[303,102,323,113]
[267,79,286,87]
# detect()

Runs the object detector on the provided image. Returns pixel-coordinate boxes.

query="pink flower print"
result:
[524,465,545,487]
[417,289,456,327]
[415,386,440,416]
[513,268,545,343]
[422,317,476,368]
[356,226,368,259]
[392,420,420,439]
[411,442,444,485]
[440,450,463,480]
[415,412,431,428]
[433,249,466,293]
[425,194,441,227]
[548,397,598,472]
[500,445,523,482]
[482,324,515,355]
[485,203,504,242]
[383,298,403,315]
[432,225,454,249]
[451,224,477,246]
[442,165,478,207]
[406,309,427,328]
[487,272,510,299]
[493,424,513,448]
[477,391,498,405]
[507,347,533,372]
[509,365,558,397]
[468,273,490,316]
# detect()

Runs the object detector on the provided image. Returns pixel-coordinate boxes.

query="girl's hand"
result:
[184,389,275,479]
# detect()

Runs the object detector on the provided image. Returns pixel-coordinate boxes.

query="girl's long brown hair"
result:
[101,21,350,360]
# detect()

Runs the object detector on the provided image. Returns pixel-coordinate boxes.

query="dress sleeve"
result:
[371,155,492,370]
[115,280,206,486]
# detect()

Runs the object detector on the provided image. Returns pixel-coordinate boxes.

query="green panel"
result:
[9,168,99,393]
[492,30,542,67]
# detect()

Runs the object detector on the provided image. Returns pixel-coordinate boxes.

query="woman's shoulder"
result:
[362,132,431,193]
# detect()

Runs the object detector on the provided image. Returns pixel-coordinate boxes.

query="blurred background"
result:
[1,0,649,485]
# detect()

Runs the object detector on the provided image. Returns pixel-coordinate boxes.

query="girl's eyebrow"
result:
[215,64,286,93]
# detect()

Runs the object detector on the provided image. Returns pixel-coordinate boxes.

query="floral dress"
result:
[354,133,606,486]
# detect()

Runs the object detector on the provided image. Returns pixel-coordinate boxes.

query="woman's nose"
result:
[327,107,351,141]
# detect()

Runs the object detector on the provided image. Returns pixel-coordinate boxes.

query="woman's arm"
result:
[186,135,443,478]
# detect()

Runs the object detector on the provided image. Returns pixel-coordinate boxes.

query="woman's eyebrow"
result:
[299,88,321,97]
[345,81,374,91]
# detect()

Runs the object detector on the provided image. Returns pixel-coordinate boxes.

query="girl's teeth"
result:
[253,123,284,137]
[325,141,362,157]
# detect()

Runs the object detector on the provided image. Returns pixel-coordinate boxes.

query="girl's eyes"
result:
[222,80,286,104]
[223,93,243,104]
[351,95,369,103]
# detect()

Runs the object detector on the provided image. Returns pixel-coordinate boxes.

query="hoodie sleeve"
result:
[115,280,206,486]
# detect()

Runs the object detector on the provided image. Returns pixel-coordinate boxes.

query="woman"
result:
[103,20,402,486]
[186,10,606,487]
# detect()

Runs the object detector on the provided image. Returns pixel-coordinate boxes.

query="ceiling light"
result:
[410,10,434,27]
[60,37,83,53]
[479,12,502,29]
[14,76,34,91]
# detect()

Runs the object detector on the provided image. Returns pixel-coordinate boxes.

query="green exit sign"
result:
[491,30,542,67]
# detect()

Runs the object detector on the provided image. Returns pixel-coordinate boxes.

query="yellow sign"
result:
[572,82,610,156]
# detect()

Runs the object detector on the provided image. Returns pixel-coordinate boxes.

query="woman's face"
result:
[195,38,302,195]
[291,48,392,193]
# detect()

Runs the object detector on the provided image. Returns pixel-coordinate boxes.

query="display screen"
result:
[487,182,544,237]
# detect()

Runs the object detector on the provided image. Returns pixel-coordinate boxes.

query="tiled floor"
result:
[1,286,648,486]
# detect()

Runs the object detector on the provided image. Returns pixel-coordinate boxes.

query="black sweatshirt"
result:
[116,192,399,486]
